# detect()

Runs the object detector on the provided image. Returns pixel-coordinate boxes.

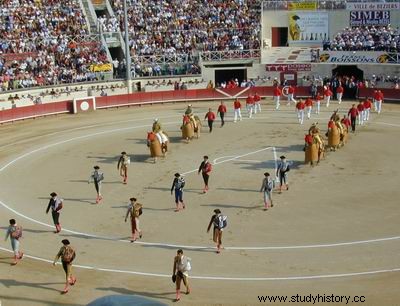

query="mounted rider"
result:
[152,118,168,145]
[184,104,198,129]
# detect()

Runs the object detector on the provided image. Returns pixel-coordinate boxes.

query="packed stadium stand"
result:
[323,25,400,51]
[0,0,110,91]
[111,0,261,55]
[0,0,399,104]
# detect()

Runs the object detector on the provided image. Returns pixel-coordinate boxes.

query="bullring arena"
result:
[1,96,400,305]
[1,0,400,304]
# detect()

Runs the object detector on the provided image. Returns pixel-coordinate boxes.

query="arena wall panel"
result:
[1,88,398,124]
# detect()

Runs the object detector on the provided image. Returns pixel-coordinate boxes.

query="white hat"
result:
[154,118,158,122]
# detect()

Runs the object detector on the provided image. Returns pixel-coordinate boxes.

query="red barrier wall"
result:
[1,86,398,124]
[358,88,400,101]
[95,89,226,108]
[0,101,72,123]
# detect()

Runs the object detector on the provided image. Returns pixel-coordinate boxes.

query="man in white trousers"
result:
[305,97,313,119]
[336,84,344,104]
[324,86,333,107]
[254,92,262,114]
[273,85,282,110]
[357,101,365,125]
[373,90,379,111]
[286,85,296,105]
[233,98,242,122]
[363,98,372,121]
[296,99,305,125]
[376,90,384,114]
[315,93,322,114]
[246,94,255,118]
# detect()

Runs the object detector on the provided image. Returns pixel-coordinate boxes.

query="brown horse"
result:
[147,132,169,163]
[181,115,201,143]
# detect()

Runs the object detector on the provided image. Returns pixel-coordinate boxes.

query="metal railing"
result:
[131,53,199,66]
[200,49,261,62]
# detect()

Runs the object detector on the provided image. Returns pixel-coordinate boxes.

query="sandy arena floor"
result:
[0,99,400,306]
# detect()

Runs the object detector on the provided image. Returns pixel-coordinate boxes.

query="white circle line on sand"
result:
[0,246,399,281]
[180,147,273,176]
[0,114,182,151]
[0,115,400,250]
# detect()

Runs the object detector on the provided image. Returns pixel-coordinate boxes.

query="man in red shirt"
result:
[328,118,335,129]
[217,101,227,127]
[377,90,384,114]
[204,108,216,132]
[336,84,344,104]
[315,93,322,114]
[324,86,333,107]
[287,85,296,106]
[254,92,262,114]
[304,97,313,119]
[233,98,242,123]
[348,104,359,132]
[296,99,305,125]
[246,94,255,118]
[273,85,282,110]
[304,132,313,155]
[373,90,379,111]
[341,115,351,132]
[198,155,212,193]
[357,101,365,125]
[363,98,372,122]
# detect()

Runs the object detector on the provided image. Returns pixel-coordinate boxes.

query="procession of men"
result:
[3,84,384,302]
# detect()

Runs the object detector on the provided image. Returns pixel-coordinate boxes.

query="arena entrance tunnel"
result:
[215,68,247,86]
[332,65,364,99]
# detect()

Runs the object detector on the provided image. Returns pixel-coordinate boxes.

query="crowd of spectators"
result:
[323,25,400,52]
[2,0,400,93]
[0,0,111,91]
[111,0,261,57]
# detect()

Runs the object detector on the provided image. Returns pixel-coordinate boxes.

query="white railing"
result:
[132,54,199,66]
[200,49,261,62]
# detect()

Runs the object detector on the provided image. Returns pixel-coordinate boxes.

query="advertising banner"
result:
[89,63,113,72]
[288,12,329,43]
[319,52,390,64]
[346,2,399,10]
[266,64,312,72]
[350,11,390,26]
[288,1,317,10]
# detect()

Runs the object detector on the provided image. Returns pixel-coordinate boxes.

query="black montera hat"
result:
[62,239,70,245]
